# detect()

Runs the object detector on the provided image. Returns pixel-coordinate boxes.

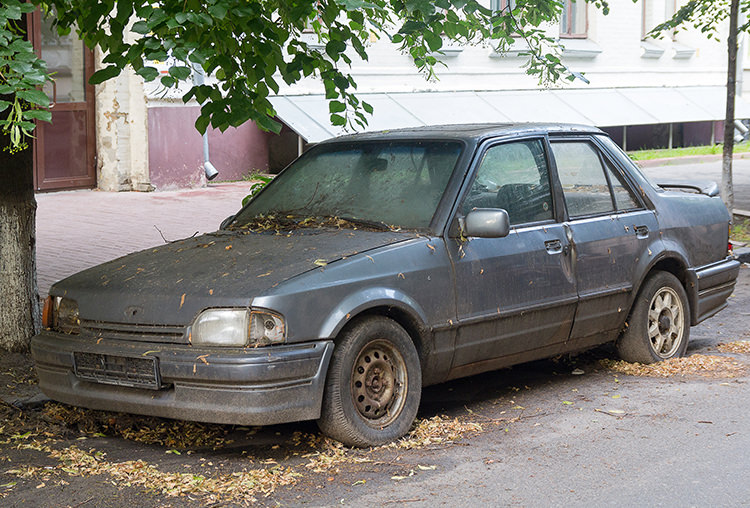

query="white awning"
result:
[269,87,750,143]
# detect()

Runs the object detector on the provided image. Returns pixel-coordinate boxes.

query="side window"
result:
[605,161,641,210]
[551,141,615,217]
[463,139,554,225]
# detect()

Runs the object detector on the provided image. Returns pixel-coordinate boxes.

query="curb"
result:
[635,152,750,168]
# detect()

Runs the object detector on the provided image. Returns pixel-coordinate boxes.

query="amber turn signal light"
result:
[42,295,54,328]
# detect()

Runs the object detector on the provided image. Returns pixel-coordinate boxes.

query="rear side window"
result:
[463,139,554,225]
[605,161,640,210]
[551,141,640,218]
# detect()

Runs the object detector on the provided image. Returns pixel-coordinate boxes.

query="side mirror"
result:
[220,215,235,230]
[463,208,510,238]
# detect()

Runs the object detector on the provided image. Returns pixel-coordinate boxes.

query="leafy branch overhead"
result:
[649,0,748,39]
[6,0,602,148]
[0,0,51,152]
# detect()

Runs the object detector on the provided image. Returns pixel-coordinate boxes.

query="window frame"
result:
[560,0,588,39]
[549,138,646,220]
[457,136,559,228]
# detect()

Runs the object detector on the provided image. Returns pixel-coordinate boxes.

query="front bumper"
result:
[31,331,334,426]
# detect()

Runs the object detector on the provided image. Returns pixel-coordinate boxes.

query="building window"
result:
[642,0,676,40]
[560,0,587,38]
[491,0,517,13]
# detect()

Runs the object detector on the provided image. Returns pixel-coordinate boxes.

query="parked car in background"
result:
[32,124,740,447]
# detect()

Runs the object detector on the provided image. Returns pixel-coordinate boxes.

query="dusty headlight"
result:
[249,311,286,346]
[191,309,250,347]
[191,308,286,347]
[45,296,80,334]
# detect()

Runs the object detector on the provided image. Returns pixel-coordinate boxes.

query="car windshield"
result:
[232,140,464,230]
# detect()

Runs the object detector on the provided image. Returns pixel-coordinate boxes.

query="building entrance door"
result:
[30,12,96,191]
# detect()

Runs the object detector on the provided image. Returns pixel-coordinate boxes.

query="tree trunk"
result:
[0,128,41,352]
[722,0,740,213]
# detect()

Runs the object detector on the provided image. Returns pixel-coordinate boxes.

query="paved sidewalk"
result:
[36,182,252,297]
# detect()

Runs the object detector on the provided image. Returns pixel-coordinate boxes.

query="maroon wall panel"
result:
[148,106,270,189]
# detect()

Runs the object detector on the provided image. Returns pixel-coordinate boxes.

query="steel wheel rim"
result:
[647,286,685,358]
[350,339,408,427]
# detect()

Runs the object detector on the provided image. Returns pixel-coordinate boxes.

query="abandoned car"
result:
[32,124,740,446]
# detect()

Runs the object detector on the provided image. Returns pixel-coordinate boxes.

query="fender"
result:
[317,286,429,340]
[630,241,694,321]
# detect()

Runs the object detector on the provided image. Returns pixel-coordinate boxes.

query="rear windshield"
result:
[232,140,464,230]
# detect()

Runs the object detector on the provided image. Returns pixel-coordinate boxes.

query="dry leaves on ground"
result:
[601,354,746,378]
[43,403,232,449]
[391,415,483,450]
[9,446,298,504]
[717,341,750,354]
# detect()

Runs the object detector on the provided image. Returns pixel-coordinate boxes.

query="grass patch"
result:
[732,216,750,243]
[628,141,750,161]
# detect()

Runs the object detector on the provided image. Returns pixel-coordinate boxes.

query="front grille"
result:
[80,320,187,344]
[73,352,164,390]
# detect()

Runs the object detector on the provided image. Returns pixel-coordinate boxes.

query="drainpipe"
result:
[192,64,219,180]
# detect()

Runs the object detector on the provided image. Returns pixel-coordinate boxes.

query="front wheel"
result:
[616,271,690,364]
[317,316,421,447]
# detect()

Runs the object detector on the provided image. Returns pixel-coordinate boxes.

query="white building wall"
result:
[276,0,729,96]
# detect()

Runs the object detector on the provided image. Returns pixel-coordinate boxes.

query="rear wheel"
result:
[617,271,690,364]
[317,316,421,447]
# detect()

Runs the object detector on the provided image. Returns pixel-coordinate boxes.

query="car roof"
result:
[318,123,604,144]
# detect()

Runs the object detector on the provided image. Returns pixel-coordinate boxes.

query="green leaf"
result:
[195,113,211,134]
[326,40,347,59]
[131,21,150,34]
[136,66,160,81]
[16,88,50,107]
[0,100,11,112]
[329,100,346,113]
[89,66,121,85]
[2,3,22,20]
[160,75,176,87]
[168,66,192,81]
[22,109,52,122]
[330,113,346,126]
[255,114,282,134]
[207,4,228,19]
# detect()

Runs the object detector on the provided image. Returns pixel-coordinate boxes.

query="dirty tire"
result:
[617,271,690,364]
[317,316,421,447]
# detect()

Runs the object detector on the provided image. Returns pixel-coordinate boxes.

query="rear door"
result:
[447,137,578,373]
[549,138,658,340]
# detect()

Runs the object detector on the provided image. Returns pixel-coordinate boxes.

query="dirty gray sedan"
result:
[32,124,740,446]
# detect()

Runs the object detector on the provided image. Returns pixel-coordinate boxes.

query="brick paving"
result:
[35,182,253,297]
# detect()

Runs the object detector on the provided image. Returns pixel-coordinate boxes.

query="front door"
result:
[447,138,578,376]
[30,11,96,191]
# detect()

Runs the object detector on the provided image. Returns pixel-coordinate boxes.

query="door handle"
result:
[635,225,649,238]
[545,239,563,254]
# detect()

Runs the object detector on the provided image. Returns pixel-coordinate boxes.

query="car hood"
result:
[51,228,417,325]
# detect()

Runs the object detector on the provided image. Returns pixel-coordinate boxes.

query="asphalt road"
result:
[641,158,750,212]
[346,269,750,507]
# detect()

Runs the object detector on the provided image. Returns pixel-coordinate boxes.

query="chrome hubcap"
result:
[351,340,407,426]
[648,287,685,358]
